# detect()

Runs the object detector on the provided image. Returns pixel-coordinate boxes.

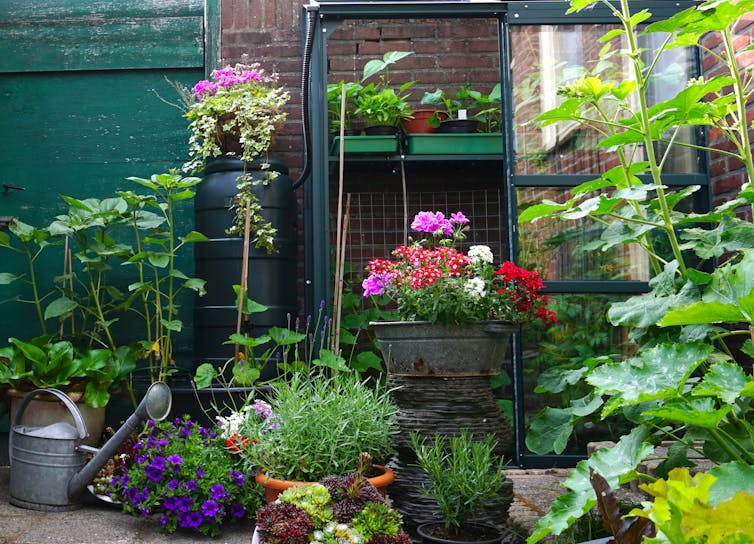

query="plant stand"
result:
[386,375,515,539]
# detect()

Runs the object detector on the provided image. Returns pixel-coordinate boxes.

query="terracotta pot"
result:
[401,110,448,134]
[401,109,448,134]
[255,464,395,503]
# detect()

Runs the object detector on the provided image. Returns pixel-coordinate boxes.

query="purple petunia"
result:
[210,484,227,501]
[151,456,167,471]
[183,479,198,491]
[144,465,164,483]
[193,80,217,99]
[230,503,246,518]
[168,479,180,491]
[201,499,220,517]
[229,470,245,487]
[167,454,183,466]
[178,510,203,529]
[163,496,180,511]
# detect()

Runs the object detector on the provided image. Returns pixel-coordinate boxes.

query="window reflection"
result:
[511,24,700,175]
[516,187,651,281]
[522,294,635,455]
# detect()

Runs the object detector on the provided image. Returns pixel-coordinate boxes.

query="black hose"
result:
[292,8,316,190]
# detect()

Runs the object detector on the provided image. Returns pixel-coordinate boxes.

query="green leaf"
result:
[535,366,589,394]
[692,361,747,404]
[127,176,159,190]
[44,297,78,320]
[708,461,754,506]
[180,231,208,243]
[169,189,195,202]
[268,327,306,346]
[361,51,412,81]
[518,200,571,223]
[193,363,217,389]
[642,398,731,429]
[232,361,261,386]
[161,319,182,332]
[569,393,603,417]
[352,351,385,373]
[312,349,349,373]
[147,252,170,268]
[83,382,109,409]
[526,407,574,455]
[0,272,19,284]
[224,334,271,348]
[586,342,714,415]
[183,277,206,295]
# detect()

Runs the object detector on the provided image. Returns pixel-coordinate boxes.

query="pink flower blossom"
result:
[193,80,217,99]
[411,211,453,235]
[450,211,469,224]
[362,274,388,296]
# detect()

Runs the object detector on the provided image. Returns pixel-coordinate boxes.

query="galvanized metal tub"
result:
[9,388,88,511]
[370,320,517,376]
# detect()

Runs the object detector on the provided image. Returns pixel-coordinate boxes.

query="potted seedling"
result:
[411,430,512,544]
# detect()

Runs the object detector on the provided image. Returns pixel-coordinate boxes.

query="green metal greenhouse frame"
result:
[300,0,708,467]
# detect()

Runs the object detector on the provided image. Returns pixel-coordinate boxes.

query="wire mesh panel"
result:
[342,188,506,276]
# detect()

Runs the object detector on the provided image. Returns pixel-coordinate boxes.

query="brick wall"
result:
[702,12,754,220]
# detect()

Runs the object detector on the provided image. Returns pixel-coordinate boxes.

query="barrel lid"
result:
[13,422,80,440]
[202,156,289,176]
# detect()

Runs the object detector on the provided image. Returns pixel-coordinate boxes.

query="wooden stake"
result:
[333,194,351,357]
[235,196,253,362]
[332,82,347,352]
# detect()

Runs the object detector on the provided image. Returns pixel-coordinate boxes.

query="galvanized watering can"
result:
[9,382,172,511]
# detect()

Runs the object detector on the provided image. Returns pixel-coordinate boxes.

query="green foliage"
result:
[279,484,334,527]
[241,373,398,481]
[327,81,363,133]
[410,430,506,533]
[521,1,754,541]
[420,84,502,131]
[351,501,402,541]
[630,467,754,544]
[353,51,414,128]
[0,171,204,398]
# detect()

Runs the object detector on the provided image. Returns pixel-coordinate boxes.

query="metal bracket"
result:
[3,184,26,194]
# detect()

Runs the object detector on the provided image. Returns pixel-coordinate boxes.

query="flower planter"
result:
[255,465,395,503]
[406,133,503,155]
[402,109,447,134]
[7,389,104,447]
[370,320,517,376]
[330,135,399,154]
[437,119,480,133]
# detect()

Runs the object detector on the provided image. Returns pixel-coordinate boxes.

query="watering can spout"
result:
[67,382,172,500]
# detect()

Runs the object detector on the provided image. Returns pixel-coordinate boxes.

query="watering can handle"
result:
[8,388,89,465]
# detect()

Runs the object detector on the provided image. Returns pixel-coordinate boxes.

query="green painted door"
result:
[0,1,205,421]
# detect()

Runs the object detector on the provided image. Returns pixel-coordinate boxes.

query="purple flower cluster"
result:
[193,62,272,101]
[410,210,469,236]
[110,415,262,537]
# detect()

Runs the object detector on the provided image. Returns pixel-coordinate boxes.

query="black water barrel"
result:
[193,156,296,371]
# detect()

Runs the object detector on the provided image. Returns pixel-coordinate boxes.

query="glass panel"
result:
[522,294,635,455]
[516,187,651,281]
[511,24,700,175]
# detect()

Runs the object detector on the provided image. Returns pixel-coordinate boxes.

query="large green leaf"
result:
[693,361,748,404]
[642,397,731,429]
[525,407,574,455]
[586,342,713,416]
[268,327,306,346]
[708,462,754,506]
[44,296,78,320]
[0,272,19,284]
[528,426,654,544]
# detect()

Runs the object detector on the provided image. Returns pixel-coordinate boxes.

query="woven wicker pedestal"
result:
[386,374,516,541]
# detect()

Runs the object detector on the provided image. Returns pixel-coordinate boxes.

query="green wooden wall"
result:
[0,1,206,428]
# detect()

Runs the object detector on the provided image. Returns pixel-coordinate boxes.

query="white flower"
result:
[464,277,486,299]
[468,244,493,264]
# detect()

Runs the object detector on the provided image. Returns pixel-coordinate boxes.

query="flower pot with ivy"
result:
[411,431,513,544]
[182,56,293,381]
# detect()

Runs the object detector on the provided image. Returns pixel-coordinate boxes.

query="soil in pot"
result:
[364,125,400,136]
[437,119,480,134]
[417,522,503,544]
